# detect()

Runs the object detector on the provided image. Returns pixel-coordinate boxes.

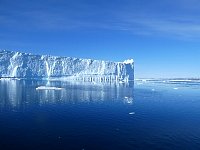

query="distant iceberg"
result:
[0,50,134,82]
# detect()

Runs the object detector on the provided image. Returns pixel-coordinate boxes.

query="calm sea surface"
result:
[0,79,200,150]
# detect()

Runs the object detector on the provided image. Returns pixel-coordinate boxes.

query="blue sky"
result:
[0,0,200,78]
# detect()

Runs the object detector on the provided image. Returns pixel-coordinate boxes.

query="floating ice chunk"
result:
[151,88,155,91]
[173,87,178,90]
[124,96,133,104]
[1,78,11,81]
[129,112,135,115]
[36,86,63,90]
[119,81,125,84]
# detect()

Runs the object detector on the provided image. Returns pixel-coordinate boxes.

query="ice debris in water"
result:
[36,86,63,90]
[129,112,135,115]
[124,96,133,104]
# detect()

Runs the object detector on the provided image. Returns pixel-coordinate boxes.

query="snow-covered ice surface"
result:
[0,50,134,82]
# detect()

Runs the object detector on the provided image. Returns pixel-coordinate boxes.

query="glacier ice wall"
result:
[0,50,134,81]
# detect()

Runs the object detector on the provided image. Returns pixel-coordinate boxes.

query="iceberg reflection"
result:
[0,79,134,110]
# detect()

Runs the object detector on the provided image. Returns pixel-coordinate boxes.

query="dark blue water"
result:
[0,79,200,150]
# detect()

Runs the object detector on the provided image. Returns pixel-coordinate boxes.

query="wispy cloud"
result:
[111,15,200,39]
[1,0,200,40]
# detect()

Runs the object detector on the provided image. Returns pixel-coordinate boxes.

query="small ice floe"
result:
[151,88,155,91]
[129,112,135,115]
[1,78,11,81]
[124,96,133,104]
[173,87,179,90]
[119,81,125,84]
[36,86,64,90]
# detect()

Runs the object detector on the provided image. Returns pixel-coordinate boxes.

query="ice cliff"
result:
[0,50,134,82]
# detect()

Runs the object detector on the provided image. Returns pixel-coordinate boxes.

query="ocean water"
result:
[0,79,200,150]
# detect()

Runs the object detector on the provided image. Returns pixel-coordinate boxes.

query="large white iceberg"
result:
[0,50,134,82]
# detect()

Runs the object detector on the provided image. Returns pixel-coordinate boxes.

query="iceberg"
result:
[0,50,134,82]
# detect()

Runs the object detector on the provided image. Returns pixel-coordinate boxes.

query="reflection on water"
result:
[1,79,200,150]
[0,79,134,110]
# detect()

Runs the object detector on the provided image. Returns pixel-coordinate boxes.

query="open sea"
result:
[0,79,200,150]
